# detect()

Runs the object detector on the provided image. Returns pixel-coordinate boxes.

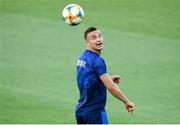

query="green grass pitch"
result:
[0,0,180,123]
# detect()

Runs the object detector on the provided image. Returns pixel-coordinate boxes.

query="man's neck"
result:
[87,47,101,55]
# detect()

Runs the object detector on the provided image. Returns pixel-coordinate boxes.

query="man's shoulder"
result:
[93,56,106,68]
[95,55,105,62]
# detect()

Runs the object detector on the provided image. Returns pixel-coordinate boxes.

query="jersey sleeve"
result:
[94,57,107,77]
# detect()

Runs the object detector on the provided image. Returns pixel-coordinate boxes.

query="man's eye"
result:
[92,36,96,40]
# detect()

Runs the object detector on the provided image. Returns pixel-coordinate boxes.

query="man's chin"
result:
[97,47,103,52]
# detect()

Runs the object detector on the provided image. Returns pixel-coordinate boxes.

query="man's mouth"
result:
[97,43,103,46]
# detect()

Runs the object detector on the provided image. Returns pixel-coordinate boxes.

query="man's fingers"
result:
[114,76,120,81]
[125,102,135,114]
[111,75,122,84]
[127,105,134,114]
[111,75,120,79]
[128,108,134,114]
[114,79,120,83]
[114,77,121,83]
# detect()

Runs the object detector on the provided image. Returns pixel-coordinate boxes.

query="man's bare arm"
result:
[100,73,135,113]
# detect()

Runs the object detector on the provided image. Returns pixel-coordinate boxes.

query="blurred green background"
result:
[0,0,180,123]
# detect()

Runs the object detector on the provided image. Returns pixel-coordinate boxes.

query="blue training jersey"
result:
[76,49,107,113]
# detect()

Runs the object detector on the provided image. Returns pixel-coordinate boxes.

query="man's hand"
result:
[124,101,135,114]
[111,75,121,84]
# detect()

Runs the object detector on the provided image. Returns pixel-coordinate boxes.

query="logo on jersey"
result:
[77,60,86,68]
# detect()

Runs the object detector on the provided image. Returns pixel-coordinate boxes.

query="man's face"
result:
[86,30,103,52]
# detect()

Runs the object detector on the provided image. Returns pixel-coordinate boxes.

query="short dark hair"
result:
[84,27,97,40]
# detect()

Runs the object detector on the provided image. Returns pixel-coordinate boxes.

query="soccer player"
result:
[75,27,135,124]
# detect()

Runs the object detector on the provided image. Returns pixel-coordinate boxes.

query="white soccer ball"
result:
[62,4,84,26]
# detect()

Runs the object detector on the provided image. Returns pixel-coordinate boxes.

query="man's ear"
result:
[85,39,88,44]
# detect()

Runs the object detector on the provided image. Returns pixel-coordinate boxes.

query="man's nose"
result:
[97,37,103,42]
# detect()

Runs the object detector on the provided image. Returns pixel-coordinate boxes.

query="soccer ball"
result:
[62,4,84,26]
